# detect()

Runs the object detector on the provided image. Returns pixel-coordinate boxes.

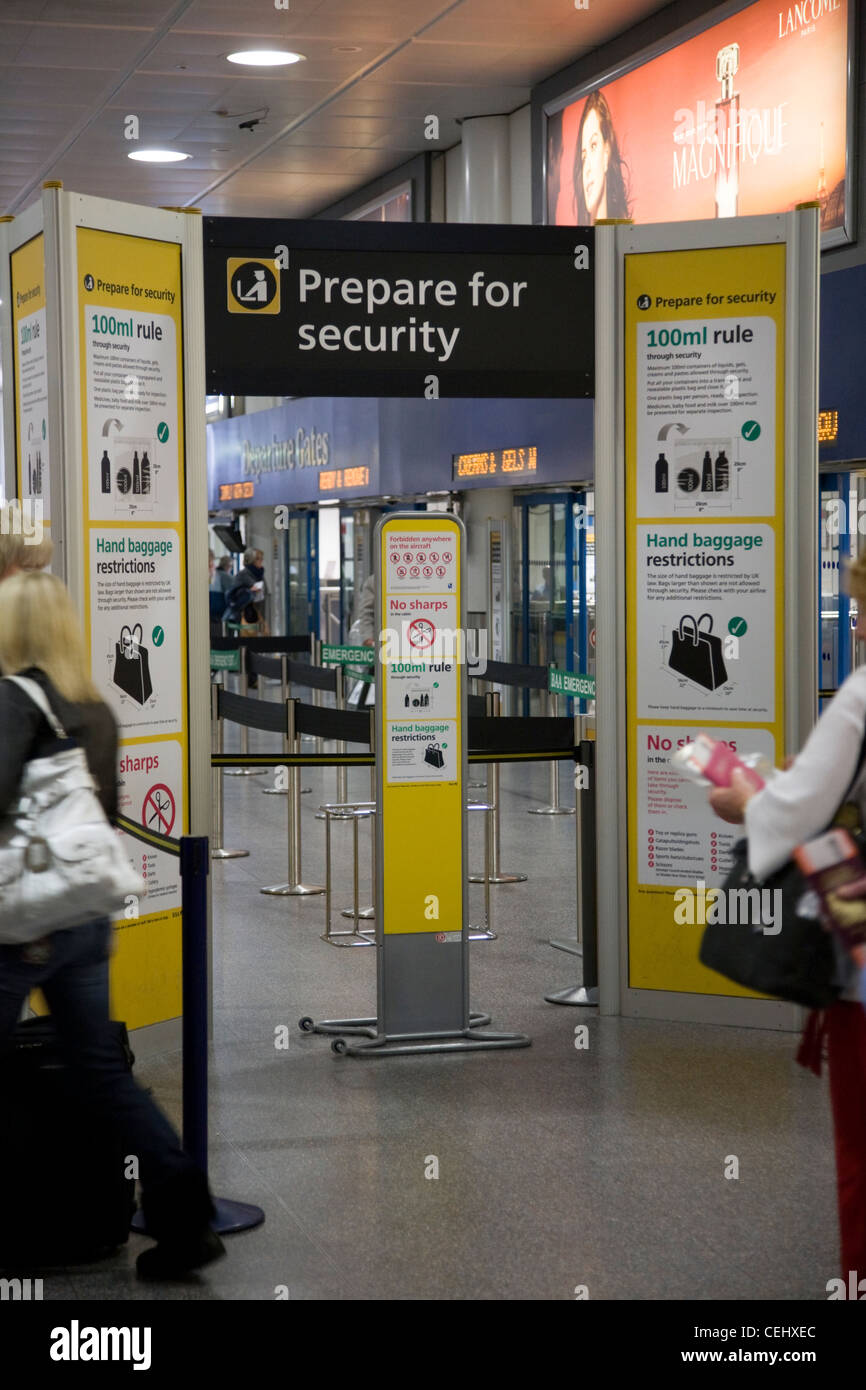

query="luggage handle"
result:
[677,614,699,645]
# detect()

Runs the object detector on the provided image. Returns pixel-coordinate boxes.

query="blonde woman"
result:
[709,551,866,1285]
[0,572,224,1279]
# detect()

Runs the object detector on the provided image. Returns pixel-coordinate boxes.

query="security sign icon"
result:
[407,618,435,650]
[227,258,280,314]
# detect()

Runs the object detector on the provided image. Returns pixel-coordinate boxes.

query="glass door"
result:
[285,509,319,636]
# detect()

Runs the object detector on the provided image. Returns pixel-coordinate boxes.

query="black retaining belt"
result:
[469,658,548,691]
[468,714,575,759]
[247,651,284,680]
[217,687,287,735]
[211,634,313,654]
[287,659,337,694]
[467,693,486,718]
[295,701,371,744]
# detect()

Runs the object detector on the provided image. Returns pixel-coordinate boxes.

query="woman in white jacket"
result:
[710,554,866,1286]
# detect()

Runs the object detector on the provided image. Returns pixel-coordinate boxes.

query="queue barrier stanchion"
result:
[546,721,599,1005]
[469,690,526,886]
[311,638,325,757]
[261,697,324,898]
[528,690,575,817]
[225,647,267,778]
[127,827,264,1238]
[335,666,349,806]
[210,682,249,861]
[261,654,292,797]
[340,707,377,923]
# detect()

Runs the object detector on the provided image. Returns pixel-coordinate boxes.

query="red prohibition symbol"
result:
[143,783,176,836]
[407,617,436,649]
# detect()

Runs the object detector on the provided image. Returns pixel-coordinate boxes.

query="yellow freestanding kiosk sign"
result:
[301,511,529,1057]
[76,227,189,1029]
[624,242,786,996]
[379,515,464,938]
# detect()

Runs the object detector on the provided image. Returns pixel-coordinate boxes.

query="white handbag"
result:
[0,676,146,944]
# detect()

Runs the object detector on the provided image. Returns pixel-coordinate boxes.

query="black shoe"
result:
[136,1227,225,1280]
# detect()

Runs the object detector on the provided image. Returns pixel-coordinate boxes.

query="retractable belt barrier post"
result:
[335,665,348,805]
[310,638,324,756]
[528,691,575,817]
[123,823,264,1239]
[225,647,267,778]
[469,690,526,887]
[210,682,249,861]
[260,654,290,796]
[546,718,599,1005]
[261,697,324,898]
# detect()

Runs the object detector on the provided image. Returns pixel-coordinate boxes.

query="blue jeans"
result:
[0,920,202,1229]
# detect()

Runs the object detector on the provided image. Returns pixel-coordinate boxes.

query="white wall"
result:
[442,104,532,226]
[508,106,532,225]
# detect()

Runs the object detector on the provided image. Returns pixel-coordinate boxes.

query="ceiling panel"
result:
[0,0,676,216]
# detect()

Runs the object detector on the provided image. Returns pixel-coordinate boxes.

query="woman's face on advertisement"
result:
[581,106,609,220]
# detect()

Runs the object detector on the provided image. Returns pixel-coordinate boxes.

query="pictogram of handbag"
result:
[668,612,727,691]
[424,743,445,769]
[113,623,153,705]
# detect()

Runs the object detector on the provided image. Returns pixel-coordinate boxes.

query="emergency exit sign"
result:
[549,666,595,699]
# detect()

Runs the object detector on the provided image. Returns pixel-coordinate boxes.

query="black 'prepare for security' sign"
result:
[204,218,594,399]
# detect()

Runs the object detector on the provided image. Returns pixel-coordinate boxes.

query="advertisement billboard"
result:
[544,0,851,243]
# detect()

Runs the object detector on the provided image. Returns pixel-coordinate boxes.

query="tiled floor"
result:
[31,745,843,1300]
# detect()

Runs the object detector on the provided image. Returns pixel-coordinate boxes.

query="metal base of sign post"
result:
[225,767,267,778]
[544,985,598,1006]
[262,786,312,795]
[549,938,582,955]
[262,882,324,896]
[468,869,527,884]
[211,846,250,861]
[529,804,574,816]
[299,1012,529,1058]
[340,906,374,920]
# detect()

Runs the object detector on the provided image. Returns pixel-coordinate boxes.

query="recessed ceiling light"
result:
[226,49,304,67]
[128,149,191,163]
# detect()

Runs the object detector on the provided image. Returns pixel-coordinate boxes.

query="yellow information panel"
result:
[77,227,187,1028]
[624,243,786,994]
[10,232,51,528]
[379,515,463,935]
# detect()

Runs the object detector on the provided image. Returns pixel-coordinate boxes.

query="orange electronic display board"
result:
[452,446,537,481]
[545,0,850,243]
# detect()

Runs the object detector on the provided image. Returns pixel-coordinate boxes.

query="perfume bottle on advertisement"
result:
[140,450,151,495]
[655,452,669,492]
[132,450,140,494]
[101,450,111,493]
[714,449,729,491]
[714,43,740,220]
[701,450,714,492]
